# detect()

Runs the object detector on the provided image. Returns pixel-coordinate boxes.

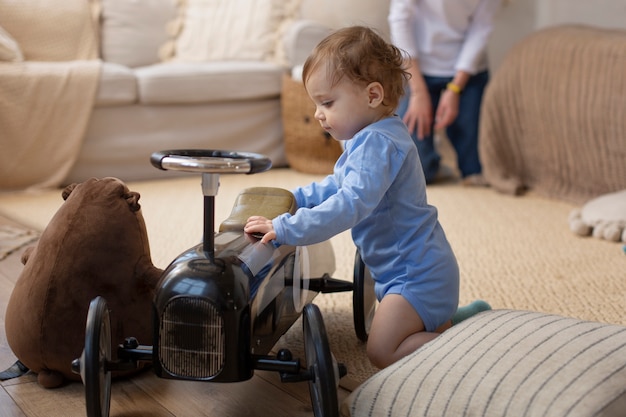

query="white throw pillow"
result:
[342,310,626,417]
[168,0,298,63]
[100,0,178,68]
[0,24,23,62]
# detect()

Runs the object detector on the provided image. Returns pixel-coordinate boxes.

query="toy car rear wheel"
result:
[353,249,377,342]
[303,303,339,417]
[84,296,112,417]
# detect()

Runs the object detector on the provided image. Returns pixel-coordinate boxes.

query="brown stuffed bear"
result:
[4,177,163,388]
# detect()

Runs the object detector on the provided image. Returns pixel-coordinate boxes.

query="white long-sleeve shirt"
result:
[388,0,502,76]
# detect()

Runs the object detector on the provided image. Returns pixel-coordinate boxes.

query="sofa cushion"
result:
[342,310,626,417]
[0,24,23,62]
[94,62,137,107]
[165,0,298,63]
[99,0,177,68]
[134,61,284,105]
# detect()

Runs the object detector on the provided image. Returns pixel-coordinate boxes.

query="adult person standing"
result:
[389,0,503,185]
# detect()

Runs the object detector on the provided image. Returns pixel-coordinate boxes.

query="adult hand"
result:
[434,89,460,130]
[403,90,433,140]
[244,216,276,244]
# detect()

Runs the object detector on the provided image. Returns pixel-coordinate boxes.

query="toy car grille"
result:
[158,297,225,379]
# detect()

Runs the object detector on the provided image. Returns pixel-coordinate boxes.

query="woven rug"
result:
[0,219,38,261]
[1,168,625,388]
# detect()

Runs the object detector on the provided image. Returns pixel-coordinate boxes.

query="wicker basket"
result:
[281,74,343,174]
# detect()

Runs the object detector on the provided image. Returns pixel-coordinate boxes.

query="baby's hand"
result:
[244,216,276,244]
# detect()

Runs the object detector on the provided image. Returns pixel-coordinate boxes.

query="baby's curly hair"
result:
[302,26,409,112]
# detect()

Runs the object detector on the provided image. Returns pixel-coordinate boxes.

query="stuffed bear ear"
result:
[124,191,141,212]
[20,246,34,265]
[61,183,78,201]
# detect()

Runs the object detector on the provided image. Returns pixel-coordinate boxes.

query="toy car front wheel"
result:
[303,303,339,417]
[353,250,377,342]
[84,296,112,417]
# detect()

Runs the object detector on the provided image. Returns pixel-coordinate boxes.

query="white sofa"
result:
[82,0,392,185]
[68,0,296,184]
[0,0,391,188]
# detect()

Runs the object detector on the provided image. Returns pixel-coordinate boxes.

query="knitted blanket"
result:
[479,25,626,204]
[0,0,101,190]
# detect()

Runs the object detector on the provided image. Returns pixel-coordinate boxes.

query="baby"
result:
[246,26,487,368]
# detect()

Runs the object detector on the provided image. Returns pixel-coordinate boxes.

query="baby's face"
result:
[305,68,381,141]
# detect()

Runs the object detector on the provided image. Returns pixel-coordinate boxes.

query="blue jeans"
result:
[397,71,489,183]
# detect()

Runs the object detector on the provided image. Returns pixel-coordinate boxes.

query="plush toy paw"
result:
[37,369,64,389]
[569,189,626,242]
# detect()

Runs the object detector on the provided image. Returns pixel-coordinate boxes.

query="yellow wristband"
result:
[446,82,462,94]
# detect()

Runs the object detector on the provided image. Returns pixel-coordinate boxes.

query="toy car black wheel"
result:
[84,296,112,417]
[353,249,377,342]
[303,303,339,417]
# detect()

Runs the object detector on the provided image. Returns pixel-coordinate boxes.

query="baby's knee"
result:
[366,340,394,369]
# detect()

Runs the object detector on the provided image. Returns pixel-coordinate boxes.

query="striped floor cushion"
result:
[341,310,626,417]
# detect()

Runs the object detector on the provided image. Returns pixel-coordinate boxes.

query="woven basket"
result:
[281,74,343,174]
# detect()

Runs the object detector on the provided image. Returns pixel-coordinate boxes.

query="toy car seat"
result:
[219,187,297,232]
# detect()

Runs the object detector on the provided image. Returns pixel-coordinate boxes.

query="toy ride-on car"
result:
[71,150,377,417]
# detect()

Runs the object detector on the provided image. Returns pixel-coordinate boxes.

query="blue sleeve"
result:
[292,174,340,209]
[273,132,405,246]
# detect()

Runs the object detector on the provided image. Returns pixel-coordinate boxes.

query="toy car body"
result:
[72,150,376,417]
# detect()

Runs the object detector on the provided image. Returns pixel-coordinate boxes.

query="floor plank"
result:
[4,379,87,417]
[0,385,27,417]
[0,246,24,374]
[131,371,313,417]
[256,369,351,407]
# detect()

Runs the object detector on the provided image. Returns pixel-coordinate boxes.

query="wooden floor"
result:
[0,216,349,417]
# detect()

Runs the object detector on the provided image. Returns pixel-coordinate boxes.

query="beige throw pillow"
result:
[168,0,297,63]
[342,310,626,417]
[0,24,23,62]
[0,0,98,61]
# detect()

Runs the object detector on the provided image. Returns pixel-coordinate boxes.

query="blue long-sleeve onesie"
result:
[272,116,459,331]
